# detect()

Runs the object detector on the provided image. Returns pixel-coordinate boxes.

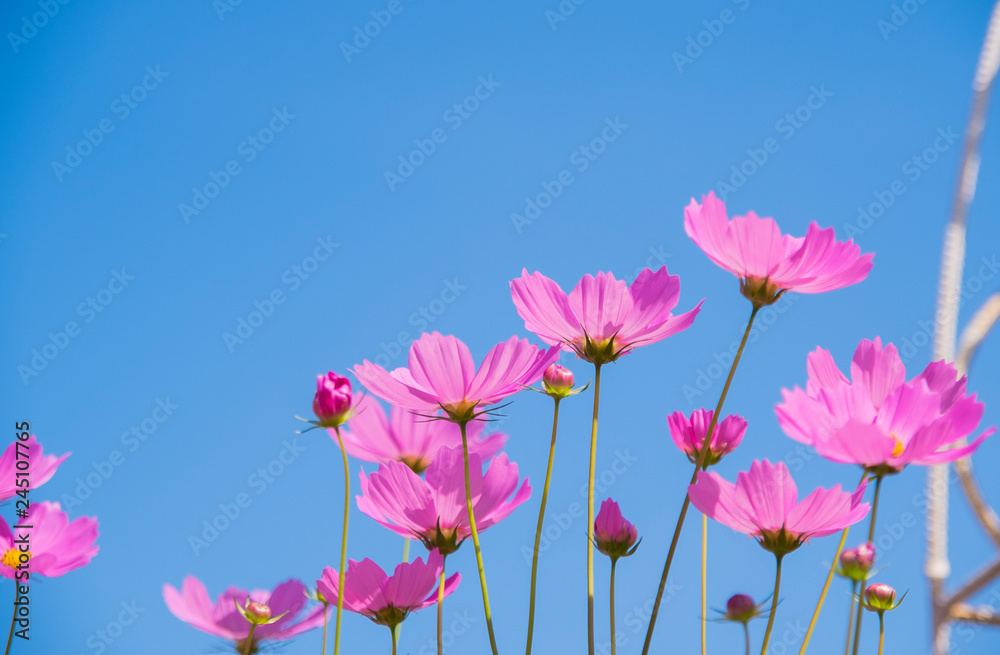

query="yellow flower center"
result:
[891,435,905,458]
[2,548,29,569]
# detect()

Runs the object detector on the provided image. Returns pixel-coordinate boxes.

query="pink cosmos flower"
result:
[776,337,994,474]
[313,371,353,427]
[336,395,507,474]
[0,436,69,502]
[353,332,559,419]
[688,459,870,556]
[357,446,531,554]
[667,409,747,466]
[509,267,702,364]
[593,498,639,560]
[0,501,98,579]
[163,577,326,650]
[316,551,460,629]
[684,192,874,306]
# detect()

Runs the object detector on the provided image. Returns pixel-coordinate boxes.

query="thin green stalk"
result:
[744,622,751,655]
[702,514,708,655]
[877,613,884,655]
[321,601,329,655]
[243,625,257,655]
[852,475,883,655]
[4,583,16,655]
[642,306,759,655]
[526,397,562,655]
[459,421,500,655]
[395,539,411,644]
[610,559,618,655]
[332,426,351,655]
[390,625,398,655]
[760,555,784,655]
[587,364,603,655]
[844,582,858,655]
[438,557,447,655]
[799,526,850,654]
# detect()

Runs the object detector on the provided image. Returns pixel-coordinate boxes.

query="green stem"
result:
[395,539,410,644]
[390,625,398,655]
[321,601,329,655]
[438,556,447,655]
[852,474,883,655]
[702,514,708,655]
[332,426,350,655]
[744,622,751,655]
[877,613,884,655]
[610,558,618,655]
[760,555,784,655]
[4,583,16,655]
[844,582,857,655]
[642,306,759,655]
[526,397,561,655]
[799,526,853,653]
[243,625,257,655]
[587,364,603,655]
[459,421,500,655]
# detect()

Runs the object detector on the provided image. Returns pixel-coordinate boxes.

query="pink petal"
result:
[568,272,633,341]
[510,269,583,348]
[407,333,476,407]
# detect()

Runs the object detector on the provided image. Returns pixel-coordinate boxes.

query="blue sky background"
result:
[4,0,1000,653]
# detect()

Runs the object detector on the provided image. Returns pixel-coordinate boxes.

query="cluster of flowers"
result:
[0,436,100,648]
[164,191,993,655]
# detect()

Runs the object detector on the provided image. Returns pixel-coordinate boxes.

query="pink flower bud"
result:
[594,498,639,561]
[542,364,575,397]
[667,409,747,467]
[864,583,898,611]
[313,372,352,427]
[245,601,271,623]
[856,542,876,569]
[725,594,759,623]
[839,542,876,582]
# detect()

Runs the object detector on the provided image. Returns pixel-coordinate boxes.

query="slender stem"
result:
[587,364,603,655]
[744,622,751,655]
[438,556,447,655]
[610,559,618,655]
[799,527,851,654]
[321,602,329,655]
[844,581,858,655]
[243,625,257,655]
[642,306,759,655]
[459,421,500,655]
[760,555,784,655]
[852,474,883,655]
[390,625,398,655]
[702,514,708,655]
[4,583,16,655]
[395,539,411,643]
[332,426,350,655]
[877,613,885,655]
[526,397,561,655]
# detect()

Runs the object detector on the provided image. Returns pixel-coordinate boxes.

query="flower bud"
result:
[245,602,271,623]
[594,498,639,561]
[839,542,876,582]
[856,542,875,569]
[864,583,896,611]
[542,364,575,397]
[313,372,352,427]
[725,594,758,623]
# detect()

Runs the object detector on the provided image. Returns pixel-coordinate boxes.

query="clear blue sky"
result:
[4,1,1000,653]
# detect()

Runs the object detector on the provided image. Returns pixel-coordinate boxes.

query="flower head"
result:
[316,551,460,629]
[861,582,906,613]
[721,594,768,624]
[776,338,994,474]
[838,542,876,582]
[357,446,531,554]
[337,395,506,474]
[668,409,747,466]
[354,332,559,421]
[0,436,69,502]
[510,268,702,364]
[0,501,98,579]
[163,577,326,648]
[593,499,639,561]
[543,364,575,397]
[312,372,354,428]
[688,459,870,557]
[684,192,873,307]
